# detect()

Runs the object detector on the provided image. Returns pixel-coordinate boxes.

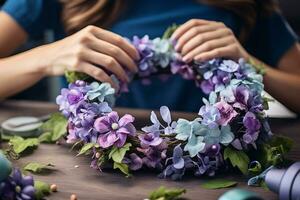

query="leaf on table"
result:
[39,113,68,143]
[224,147,250,175]
[34,180,51,200]
[23,162,55,174]
[109,143,131,163]
[9,136,39,154]
[149,186,186,200]
[200,179,237,189]
[77,143,98,156]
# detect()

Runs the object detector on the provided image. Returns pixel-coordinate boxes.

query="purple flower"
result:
[170,60,195,80]
[123,153,143,171]
[242,112,261,144]
[94,111,136,148]
[138,140,168,169]
[0,169,35,200]
[138,132,163,147]
[233,85,250,110]
[214,100,238,126]
[160,145,195,180]
[200,79,215,94]
[219,60,239,73]
[194,154,222,177]
[132,35,156,76]
[199,104,220,128]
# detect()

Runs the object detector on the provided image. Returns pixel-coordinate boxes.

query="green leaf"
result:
[108,143,132,163]
[113,162,130,176]
[149,186,186,200]
[77,143,98,156]
[34,181,50,200]
[201,179,237,189]
[258,135,293,167]
[224,147,250,175]
[9,136,39,154]
[270,135,293,154]
[23,162,55,174]
[65,71,89,83]
[39,113,68,143]
[162,24,179,39]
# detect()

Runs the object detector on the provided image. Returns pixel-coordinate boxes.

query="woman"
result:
[0,0,299,113]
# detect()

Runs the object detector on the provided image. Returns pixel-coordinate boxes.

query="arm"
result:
[172,19,300,114]
[0,11,139,99]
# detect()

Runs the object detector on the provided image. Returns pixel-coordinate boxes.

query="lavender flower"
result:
[138,132,163,147]
[160,145,195,180]
[94,111,136,148]
[142,106,177,135]
[132,35,156,76]
[214,100,238,126]
[243,112,261,144]
[0,169,35,200]
[123,153,143,171]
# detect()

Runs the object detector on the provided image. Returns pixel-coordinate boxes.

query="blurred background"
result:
[0,0,299,106]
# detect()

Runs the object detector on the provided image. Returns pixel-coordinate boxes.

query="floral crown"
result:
[55,27,290,180]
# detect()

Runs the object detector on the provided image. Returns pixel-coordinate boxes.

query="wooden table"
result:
[0,101,299,200]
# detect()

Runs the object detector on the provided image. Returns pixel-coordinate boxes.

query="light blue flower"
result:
[152,38,175,68]
[86,82,115,106]
[202,125,235,146]
[175,119,206,157]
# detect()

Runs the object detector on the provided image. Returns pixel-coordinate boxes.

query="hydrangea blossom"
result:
[0,169,35,200]
[94,111,136,148]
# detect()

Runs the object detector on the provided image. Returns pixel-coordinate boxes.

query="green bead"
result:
[218,189,263,200]
[0,152,12,182]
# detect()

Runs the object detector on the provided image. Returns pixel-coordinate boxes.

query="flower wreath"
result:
[56,27,291,180]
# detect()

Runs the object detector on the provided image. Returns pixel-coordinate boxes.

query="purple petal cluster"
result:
[0,169,35,200]
[94,111,136,148]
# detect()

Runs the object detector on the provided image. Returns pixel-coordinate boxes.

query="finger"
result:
[175,23,227,52]
[79,62,116,88]
[183,36,233,63]
[194,44,235,62]
[90,27,140,61]
[88,37,138,72]
[171,19,209,40]
[181,28,232,55]
[82,49,129,83]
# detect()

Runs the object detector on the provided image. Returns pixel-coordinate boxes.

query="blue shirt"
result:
[2,0,298,112]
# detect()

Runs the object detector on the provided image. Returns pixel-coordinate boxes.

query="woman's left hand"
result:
[171,19,250,63]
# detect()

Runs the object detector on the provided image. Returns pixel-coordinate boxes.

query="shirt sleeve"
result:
[245,12,299,67]
[1,0,60,39]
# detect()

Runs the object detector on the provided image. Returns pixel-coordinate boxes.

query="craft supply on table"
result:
[265,162,300,200]
[0,152,12,182]
[0,116,48,137]
[218,189,263,200]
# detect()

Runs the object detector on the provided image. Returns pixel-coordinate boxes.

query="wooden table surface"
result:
[0,100,299,200]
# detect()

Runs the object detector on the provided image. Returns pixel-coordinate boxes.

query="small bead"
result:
[50,184,58,192]
[95,152,101,159]
[74,165,79,168]
[111,123,119,130]
[70,194,77,200]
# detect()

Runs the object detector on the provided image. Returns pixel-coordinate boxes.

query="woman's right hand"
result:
[39,25,140,87]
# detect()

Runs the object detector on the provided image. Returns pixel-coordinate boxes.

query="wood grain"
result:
[0,100,299,200]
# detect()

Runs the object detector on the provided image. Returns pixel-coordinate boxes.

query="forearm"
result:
[0,46,47,99]
[250,56,300,114]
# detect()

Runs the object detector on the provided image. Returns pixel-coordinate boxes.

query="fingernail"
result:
[175,44,180,51]
[182,56,190,63]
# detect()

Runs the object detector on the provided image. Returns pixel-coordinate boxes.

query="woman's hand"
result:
[40,25,139,87]
[171,19,249,63]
